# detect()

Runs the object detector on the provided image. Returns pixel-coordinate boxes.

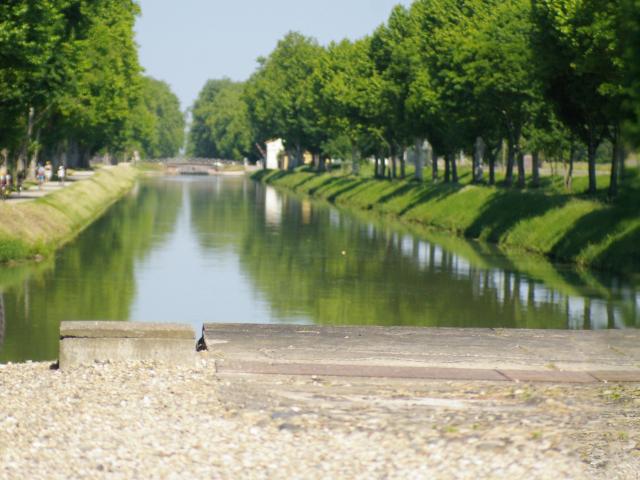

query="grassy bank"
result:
[0,165,138,263]
[254,168,640,277]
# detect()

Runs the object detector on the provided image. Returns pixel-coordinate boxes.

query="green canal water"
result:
[1,176,638,363]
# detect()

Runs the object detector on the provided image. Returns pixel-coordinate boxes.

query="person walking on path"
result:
[37,164,46,190]
[0,174,8,200]
[58,165,66,186]
[44,162,52,183]
[16,170,24,197]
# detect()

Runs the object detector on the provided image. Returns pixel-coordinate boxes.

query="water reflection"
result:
[0,181,183,362]
[0,176,637,363]
[231,182,639,330]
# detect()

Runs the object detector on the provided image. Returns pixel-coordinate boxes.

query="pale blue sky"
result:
[135,0,412,110]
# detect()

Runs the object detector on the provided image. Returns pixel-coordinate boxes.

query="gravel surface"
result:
[0,357,639,479]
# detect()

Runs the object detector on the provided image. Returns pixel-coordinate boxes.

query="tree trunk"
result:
[288,144,301,171]
[391,153,397,179]
[432,150,438,182]
[400,149,406,179]
[471,146,477,184]
[351,144,359,175]
[488,147,497,186]
[517,151,526,188]
[451,153,458,183]
[609,125,620,198]
[314,152,326,172]
[619,143,626,181]
[587,132,598,195]
[27,129,41,181]
[20,106,36,179]
[505,139,515,187]
[473,137,485,184]
[425,142,433,182]
[297,145,303,170]
[444,153,451,183]
[565,145,575,191]
[67,138,80,168]
[414,139,424,182]
[79,146,90,169]
[531,152,540,188]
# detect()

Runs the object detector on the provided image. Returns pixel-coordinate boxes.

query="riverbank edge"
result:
[253,169,640,277]
[0,165,138,264]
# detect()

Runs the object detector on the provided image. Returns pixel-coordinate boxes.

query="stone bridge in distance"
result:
[152,158,243,176]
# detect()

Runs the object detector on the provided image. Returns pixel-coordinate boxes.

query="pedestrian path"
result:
[4,171,94,204]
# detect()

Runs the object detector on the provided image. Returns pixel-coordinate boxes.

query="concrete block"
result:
[59,321,196,369]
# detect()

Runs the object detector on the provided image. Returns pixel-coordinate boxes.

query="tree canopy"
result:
[187,0,637,197]
[0,1,184,170]
[187,79,253,160]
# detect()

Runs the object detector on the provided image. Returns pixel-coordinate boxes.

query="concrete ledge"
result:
[59,322,196,369]
[61,321,194,339]
[204,324,640,383]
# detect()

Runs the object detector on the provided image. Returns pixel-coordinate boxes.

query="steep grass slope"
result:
[0,165,138,263]
[255,168,640,276]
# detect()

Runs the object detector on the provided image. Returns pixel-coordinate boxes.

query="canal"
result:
[1,176,638,363]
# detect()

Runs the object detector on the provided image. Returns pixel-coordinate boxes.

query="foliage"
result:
[244,32,325,167]
[187,79,254,160]
[531,0,627,193]
[0,1,183,168]
[132,77,185,159]
[220,0,635,197]
[621,0,640,145]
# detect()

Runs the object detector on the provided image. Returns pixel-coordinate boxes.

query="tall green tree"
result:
[0,0,145,169]
[461,0,541,187]
[188,79,254,160]
[532,0,626,195]
[621,0,640,147]
[314,37,385,174]
[131,76,185,159]
[188,78,234,157]
[244,32,324,170]
[407,0,477,183]
[55,0,143,164]
[369,6,417,179]
[0,1,70,169]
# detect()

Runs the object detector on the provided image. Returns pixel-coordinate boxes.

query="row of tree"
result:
[0,1,184,175]
[190,0,639,197]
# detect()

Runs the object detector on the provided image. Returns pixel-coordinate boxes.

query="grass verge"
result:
[0,165,138,263]
[253,168,640,278]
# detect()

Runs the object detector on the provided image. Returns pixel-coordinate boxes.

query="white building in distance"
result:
[266,139,285,170]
